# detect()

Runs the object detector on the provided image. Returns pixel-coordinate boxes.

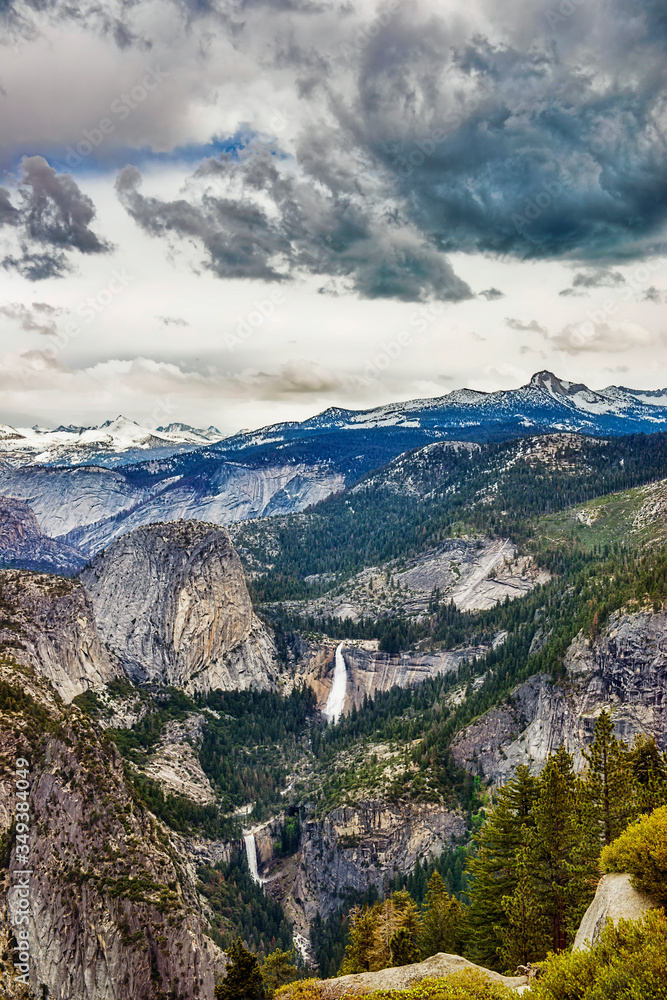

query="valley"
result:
[0,375,667,998]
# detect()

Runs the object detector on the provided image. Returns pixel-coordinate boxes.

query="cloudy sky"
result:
[0,0,666,434]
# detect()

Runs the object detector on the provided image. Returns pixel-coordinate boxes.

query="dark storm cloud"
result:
[559,268,627,295]
[199,0,667,276]
[18,157,111,254]
[644,286,667,303]
[1,157,112,280]
[0,0,145,47]
[285,0,667,265]
[2,250,70,280]
[116,156,472,302]
[0,187,19,226]
[32,0,661,289]
[479,288,504,300]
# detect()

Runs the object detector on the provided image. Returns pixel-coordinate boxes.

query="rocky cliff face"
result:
[283,536,548,624]
[81,522,276,694]
[0,496,85,575]
[451,608,667,783]
[0,658,224,1000]
[275,801,466,927]
[0,461,344,559]
[284,639,492,717]
[0,569,123,703]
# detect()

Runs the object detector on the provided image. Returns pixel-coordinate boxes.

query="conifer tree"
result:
[527,747,596,952]
[499,840,549,968]
[466,764,539,968]
[583,710,634,845]
[261,949,299,996]
[389,926,421,967]
[370,896,403,971]
[340,905,378,974]
[216,939,266,1000]
[418,870,462,959]
[629,733,667,812]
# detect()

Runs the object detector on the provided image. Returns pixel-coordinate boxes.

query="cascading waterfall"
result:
[243,830,266,887]
[324,642,347,723]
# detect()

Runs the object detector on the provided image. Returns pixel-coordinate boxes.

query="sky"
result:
[0,0,666,435]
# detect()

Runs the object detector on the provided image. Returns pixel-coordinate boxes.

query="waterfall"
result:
[324,642,347,723]
[293,932,309,963]
[243,831,265,886]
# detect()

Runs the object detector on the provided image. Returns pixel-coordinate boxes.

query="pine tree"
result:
[370,897,402,971]
[583,710,634,845]
[215,939,266,1000]
[527,748,597,953]
[418,870,462,959]
[499,840,549,969]
[629,734,667,813]
[390,926,421,967]
[261,949,299,996]
[340,905,378,974]
[466,764,539,968]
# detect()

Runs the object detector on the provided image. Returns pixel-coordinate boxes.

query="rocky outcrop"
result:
[451,609,667,783]
[0,569,123,703]
[0,495,85,575]
[81,521,276,694]
[295,800,466,922]
[342,644,491,713]
[285,639,491,717]
[142,714,216,805]
[0,460,344,557]
[284,536,548,624]
[573,873,659,951]
[281,953,528,997]
[0,658,224,1000]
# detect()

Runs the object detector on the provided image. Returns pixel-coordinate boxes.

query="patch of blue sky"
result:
[1,130,288,179]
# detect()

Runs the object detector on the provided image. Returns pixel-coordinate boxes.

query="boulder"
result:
[573,872,659,951]
[295,953,528,997]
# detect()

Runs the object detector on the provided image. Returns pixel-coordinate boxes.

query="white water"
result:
[324,642,347,723]
[243,831,266,887]
[293,932,310,964]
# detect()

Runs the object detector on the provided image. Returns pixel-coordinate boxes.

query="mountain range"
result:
[2,372,667,472]
[0,371,666,567]
[0,415,224,468]
[1,370,667,997]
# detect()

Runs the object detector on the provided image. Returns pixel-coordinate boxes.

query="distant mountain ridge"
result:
[214,371,667,455]
[1,371,667,569]
[1,372,666,472]
[0,415,225,468]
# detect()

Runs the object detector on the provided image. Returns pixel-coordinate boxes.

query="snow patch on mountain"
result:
[0,416,226,467]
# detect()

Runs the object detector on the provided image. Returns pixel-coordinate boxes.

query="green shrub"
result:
[600,805,667,904]
[531,909,667,1000]
[277,972,515,999]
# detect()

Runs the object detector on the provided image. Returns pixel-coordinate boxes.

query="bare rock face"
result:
[282,953,527,998]
[451,609,667,783]
[296,800,466,922]
[285,639,490,717]
[143,714,216,804]
[81,521,276,694]
[0,495,85,575]
[573,873,659,951]
[0,658,224,1000]
[0,569,123,703]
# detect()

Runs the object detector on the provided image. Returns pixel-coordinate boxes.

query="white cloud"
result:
[553,320,655,354]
